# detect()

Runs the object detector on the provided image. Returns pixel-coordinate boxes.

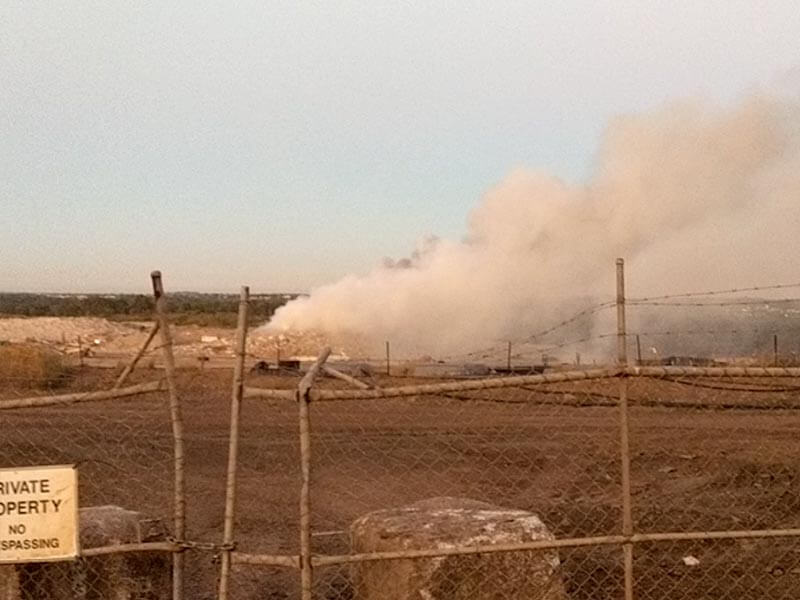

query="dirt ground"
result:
[2,367,800,599]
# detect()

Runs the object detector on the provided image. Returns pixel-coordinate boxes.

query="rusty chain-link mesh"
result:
[627,373,800,600]
[4,362,799,599]
[225,372,301,600]
[0,368,176,599]
[307,377,621,600]
[225,364,800,600]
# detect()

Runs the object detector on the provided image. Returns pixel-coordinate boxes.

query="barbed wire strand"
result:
[441,301,616,361]
[628,281,800,303]
[630,297,800,307]
[518,301,616,343]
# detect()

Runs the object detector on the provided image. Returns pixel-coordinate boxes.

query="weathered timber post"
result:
[218,286,250,600]
[114,323,159,389]
[298,348,331,600]
[151,271,186,600]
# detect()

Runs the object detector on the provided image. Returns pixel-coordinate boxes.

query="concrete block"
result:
[350,497,566,600]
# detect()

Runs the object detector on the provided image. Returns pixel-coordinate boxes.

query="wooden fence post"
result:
[151,271,186,600]
[298,348,332,600]
[218,286,250,600]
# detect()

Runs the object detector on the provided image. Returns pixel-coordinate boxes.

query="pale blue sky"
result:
[2,1,798,293]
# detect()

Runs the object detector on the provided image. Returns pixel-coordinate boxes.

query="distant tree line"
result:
[0,292,301,327]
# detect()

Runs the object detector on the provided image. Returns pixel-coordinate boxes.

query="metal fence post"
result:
[616,258,634,600]
[617,259,628,366]
[219,286,250,600]
[774,333,779,367]
[298,348,332,600]
[151,271,186,600]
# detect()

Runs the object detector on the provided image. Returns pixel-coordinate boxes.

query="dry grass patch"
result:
[0,342,66,388]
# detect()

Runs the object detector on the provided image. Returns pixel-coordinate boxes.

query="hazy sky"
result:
[2,2,799,293]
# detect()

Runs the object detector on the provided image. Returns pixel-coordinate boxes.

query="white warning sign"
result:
[0,465,79,563]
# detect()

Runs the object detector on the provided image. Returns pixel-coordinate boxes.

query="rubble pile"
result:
[0,317,374,362]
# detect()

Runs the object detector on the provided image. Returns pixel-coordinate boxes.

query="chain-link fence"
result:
[3,265,800,599]
[223,263,800,600]
[0,368,181,597]
[0,272,194,600]
[229,363,800,600]
[8,361,797,599]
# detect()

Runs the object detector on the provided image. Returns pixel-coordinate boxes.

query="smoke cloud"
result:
[268,96,800,357]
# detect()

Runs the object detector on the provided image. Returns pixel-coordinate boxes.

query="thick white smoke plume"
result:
[268,96,800,356]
